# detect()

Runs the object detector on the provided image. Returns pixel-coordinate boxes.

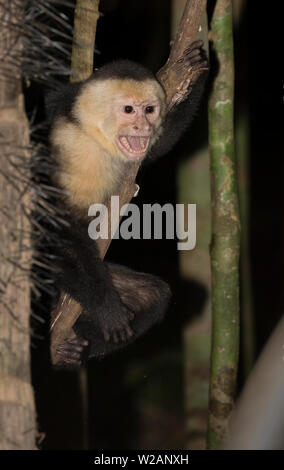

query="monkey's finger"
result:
[189,60,209,72]
[185,55,203,67]
[178,50,201,65]
[186,55,205,66]
[177,54,206,71]
[182,60,208,74]
[184,40,203,55]
[186,49,202,60]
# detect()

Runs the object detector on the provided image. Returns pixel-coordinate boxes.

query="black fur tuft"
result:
[92,59,156,82]
[45,82,83,125]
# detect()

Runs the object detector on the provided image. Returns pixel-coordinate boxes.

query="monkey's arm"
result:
[149,41,208,159]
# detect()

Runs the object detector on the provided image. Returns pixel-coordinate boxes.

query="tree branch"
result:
[70,0,100,82]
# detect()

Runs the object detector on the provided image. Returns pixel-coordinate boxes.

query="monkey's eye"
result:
[145,105,155,114]
[124,105,134,114]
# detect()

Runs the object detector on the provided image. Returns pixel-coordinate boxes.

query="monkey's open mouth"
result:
[118,135,150,158]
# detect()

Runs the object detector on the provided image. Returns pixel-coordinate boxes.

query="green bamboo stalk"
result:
[207,0,240,449]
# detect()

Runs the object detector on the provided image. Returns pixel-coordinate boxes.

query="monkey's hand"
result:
[170,40,208,108]
[96,292,134,344]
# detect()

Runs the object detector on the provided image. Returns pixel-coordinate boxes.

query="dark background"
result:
[31,0,284,449]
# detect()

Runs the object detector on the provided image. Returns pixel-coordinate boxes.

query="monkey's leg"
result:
[74,263,171,359]
[53,222,134,345]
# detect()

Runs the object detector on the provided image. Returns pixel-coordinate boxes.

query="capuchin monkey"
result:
[45,40,208,367]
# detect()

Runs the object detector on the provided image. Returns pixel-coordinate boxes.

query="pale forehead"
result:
[83,78,165,104]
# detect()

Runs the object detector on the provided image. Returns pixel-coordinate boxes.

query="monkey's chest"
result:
[59,155,117,211]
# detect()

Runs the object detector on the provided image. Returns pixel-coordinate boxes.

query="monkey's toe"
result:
[55,335,88,368]
[66,336,88,351]
[57,344,81,360]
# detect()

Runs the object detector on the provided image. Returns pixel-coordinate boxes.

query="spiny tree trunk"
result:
[0,1,36,450]
[207,0,240,449]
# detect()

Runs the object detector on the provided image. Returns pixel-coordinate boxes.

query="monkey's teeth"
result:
[140,137,148,150]
[119,136,150,155]
[121,136,131,151]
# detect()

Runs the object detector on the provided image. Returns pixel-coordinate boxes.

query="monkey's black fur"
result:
[46,42,208,367]
[51,215,171,362]
[74,263,171,358]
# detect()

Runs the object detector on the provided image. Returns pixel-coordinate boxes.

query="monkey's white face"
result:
[74,78,166,161]
[115,98,161,160]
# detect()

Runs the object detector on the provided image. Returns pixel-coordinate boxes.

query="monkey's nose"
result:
[133,120,150,133]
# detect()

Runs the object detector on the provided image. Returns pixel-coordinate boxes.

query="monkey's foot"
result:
[55,334,88,368]
[97,303,134,344]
